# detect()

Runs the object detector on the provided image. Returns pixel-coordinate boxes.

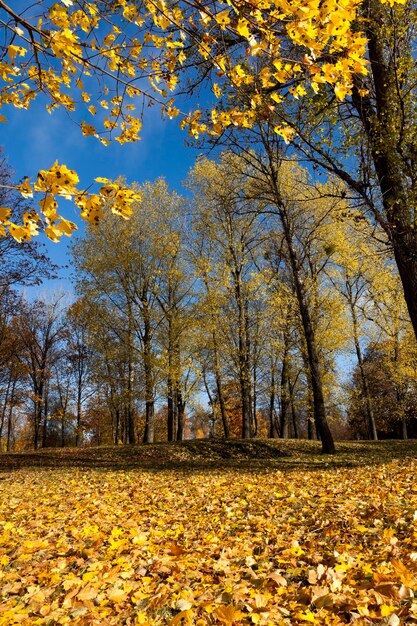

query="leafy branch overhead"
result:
[0,165,141,242]
[0,0,404,240]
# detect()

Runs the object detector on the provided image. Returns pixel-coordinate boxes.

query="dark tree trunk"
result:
[252,357,258,437]
[176,387,185,441]
[75,384,82,447]
[349,299,378,440]
[215,373,229,438]
[307,417,316,440]
[268,362,279,438]
[280,343,290,439]
[142,312,155,444]
[33,389,42,450]
[0,372,11,444]
[41,379,49,449]
[167,375,175,442]
[286,240,334,452]
[114,408,120,444]
[126,309,136,444]
[5,377,16,452]
[392,244,417,341]
[6,398,13,452]
[61,410,65,448]
[232,267,253,439]
[241,383,253,439]
[262,146,335,454]
[290,386,299,439]
[213,337,230,438]
[350,1,417,343]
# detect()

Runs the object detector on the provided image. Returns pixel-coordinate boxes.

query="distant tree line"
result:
[1,152,417,450]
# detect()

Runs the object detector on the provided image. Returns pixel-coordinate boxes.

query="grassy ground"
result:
[1,440,417,625]
[1,437,417,471]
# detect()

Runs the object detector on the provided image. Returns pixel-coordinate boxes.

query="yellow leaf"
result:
[270,92,284,104]
[0,207,11,222]
[8,44,26,63]
[381,605,395,617]
[77,585,98,601]
[296,611,317,623]
[214,605,244,624]
[58,218,77,236]
[19,179,33,199]
[334,82,350,101]
[82,571,96,583]
[45,224,62,242]
[274,125,296,143]
[169,610,194,625]
[107,586,128,603]
[213,83,222,98]
[236,19,250,38]
[81,121,96,136]
[214,9,231,28]
[9,223,30,242]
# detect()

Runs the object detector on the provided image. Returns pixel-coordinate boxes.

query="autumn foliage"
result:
[0,0,405,241]
[1,440,417,624]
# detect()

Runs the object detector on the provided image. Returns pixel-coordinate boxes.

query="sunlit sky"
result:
[3,99,201,293]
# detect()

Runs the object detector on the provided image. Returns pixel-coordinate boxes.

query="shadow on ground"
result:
[0,438,416,473]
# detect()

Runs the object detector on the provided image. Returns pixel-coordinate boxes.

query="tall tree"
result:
[188,155,266,438]
[16,295,66,449]
[72,179,189,443]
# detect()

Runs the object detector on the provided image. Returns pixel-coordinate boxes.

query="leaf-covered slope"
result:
[1,442,417,624]
[1,438,417,471]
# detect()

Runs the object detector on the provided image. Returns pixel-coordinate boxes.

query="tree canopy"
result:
[0,0,403,241]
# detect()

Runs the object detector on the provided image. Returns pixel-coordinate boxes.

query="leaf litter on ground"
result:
[1,440,417,624]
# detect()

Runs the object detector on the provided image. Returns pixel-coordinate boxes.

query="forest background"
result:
[1,0,417,454]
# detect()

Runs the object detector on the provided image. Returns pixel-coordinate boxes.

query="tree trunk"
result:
[290,384,299,439]
[0,372,11,446]
[5,377,16,452]
[213,336,230,438]
[252,353,258,436]
[6,400,13,452]
[61,409,65,448]
[75,381,82,447]
[202,369,215,437]
[142,311,155,444]
[41,380,49,448]
[232,266,253,438]
[351,2,417,343]
[307,417,316,440]
[280,342,290,439]
[268,361,279,438]
[287,243,334,452]
[167,374,175,442]
[349,296,378,440]
[126,307,136,444]
[176,387,185,441]
[114,408,120,444]
[263,151,335,454]
[33,389,41,450]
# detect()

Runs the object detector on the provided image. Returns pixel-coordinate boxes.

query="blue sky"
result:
[2,99,200,292]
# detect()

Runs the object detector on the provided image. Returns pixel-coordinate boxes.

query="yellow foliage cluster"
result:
[1,452,417,624]
[0,165,141,242]
[0,0,406,239]
[1,0,405,141]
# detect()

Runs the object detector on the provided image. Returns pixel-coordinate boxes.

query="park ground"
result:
[1,439,417,625]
